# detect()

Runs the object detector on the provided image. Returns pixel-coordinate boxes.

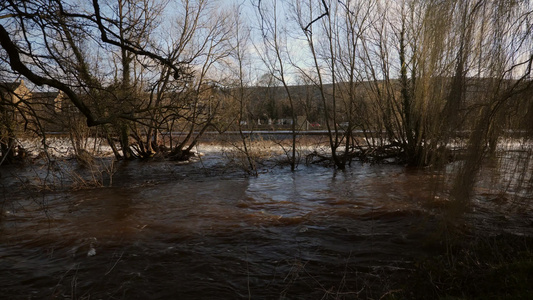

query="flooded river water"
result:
[1,150,532,299]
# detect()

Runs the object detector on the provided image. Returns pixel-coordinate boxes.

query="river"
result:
[1,149,532,299]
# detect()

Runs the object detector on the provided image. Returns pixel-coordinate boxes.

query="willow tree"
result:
[355,0,450,166]
[447,0,533,210]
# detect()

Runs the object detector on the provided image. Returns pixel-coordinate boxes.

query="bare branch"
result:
[90,0,184,79]
[0,24,99,126]
[303,0,329,32]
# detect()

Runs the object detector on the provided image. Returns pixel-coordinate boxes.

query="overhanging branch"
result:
[0,24,100,126]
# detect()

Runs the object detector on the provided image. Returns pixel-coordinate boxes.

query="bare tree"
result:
[291,0,375,169]
[255,0,300,170]
[224,4,259,174]
[0,0,235,162]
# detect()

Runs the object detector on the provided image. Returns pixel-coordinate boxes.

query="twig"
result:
[0,142,15,166]
[105,251,124,275]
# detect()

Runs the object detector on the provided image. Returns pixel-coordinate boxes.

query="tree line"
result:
[1,0,532,183]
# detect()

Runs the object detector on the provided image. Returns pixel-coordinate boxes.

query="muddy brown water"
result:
[1,154,532,299]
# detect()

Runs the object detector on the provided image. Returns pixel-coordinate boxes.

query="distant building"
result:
[29,91,70,132]
[0,80,32,104]
[0,80,74,133]
[0,80,33,131]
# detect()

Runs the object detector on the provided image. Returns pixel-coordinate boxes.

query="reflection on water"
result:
[1,156,532,299]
